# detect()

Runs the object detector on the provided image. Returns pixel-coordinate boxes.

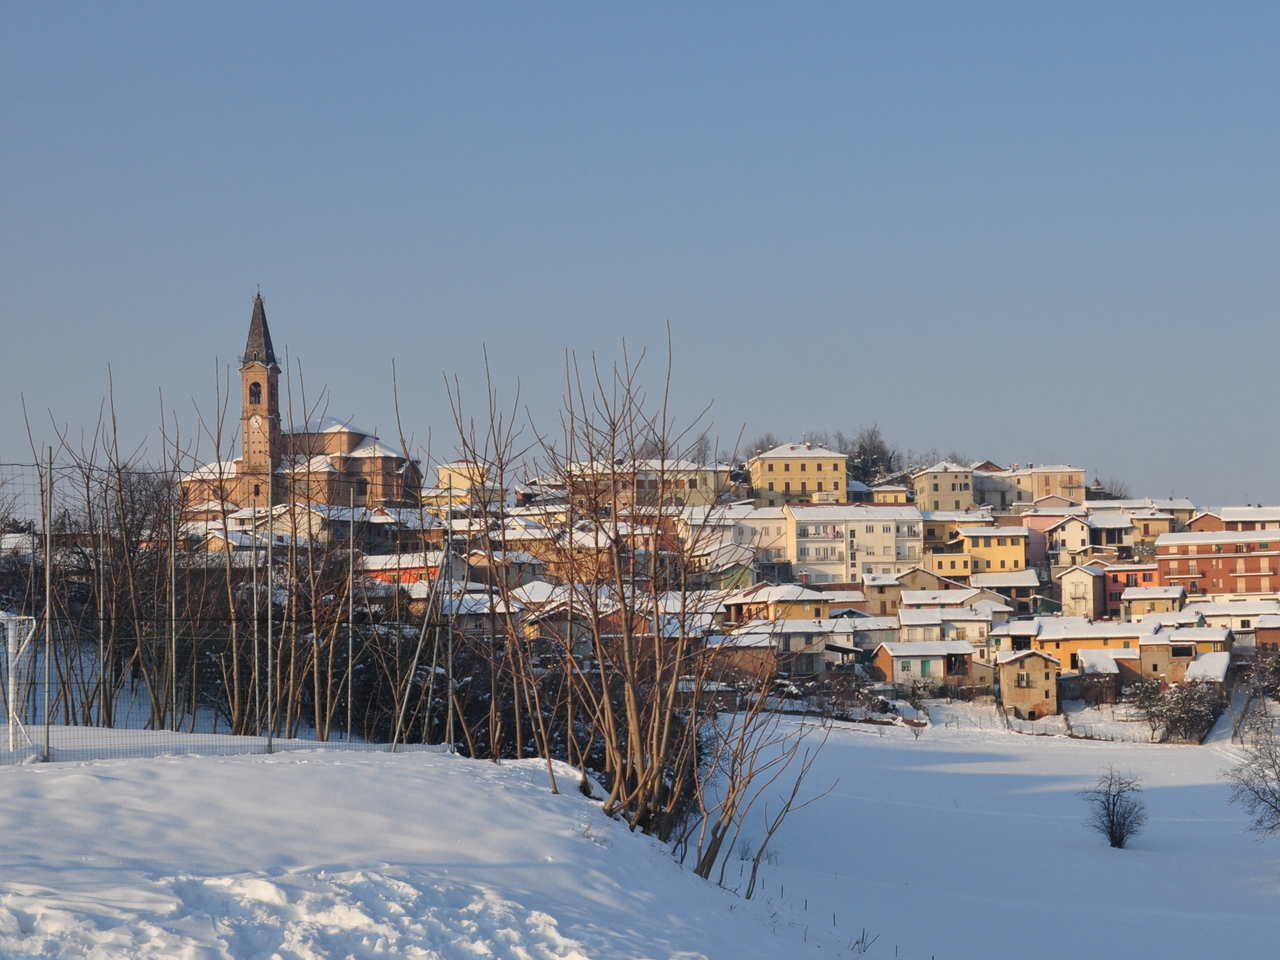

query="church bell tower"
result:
[240,293,281,478]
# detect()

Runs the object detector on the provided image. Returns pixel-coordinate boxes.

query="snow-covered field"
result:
[0,708,1276,959]
[748,708,1280,960]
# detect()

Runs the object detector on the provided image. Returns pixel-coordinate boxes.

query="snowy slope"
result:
[0,749,843,959]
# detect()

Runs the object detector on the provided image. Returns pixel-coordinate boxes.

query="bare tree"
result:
[1099,476,1131,500]
[1079,766,1147,848]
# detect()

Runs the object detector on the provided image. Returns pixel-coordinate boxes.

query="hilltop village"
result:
[175,298,1267,725]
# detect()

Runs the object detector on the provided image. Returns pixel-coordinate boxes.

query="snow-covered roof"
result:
[182,459,241,481]
[971,598,1014,615]
[900,588,981,607]
[286,416,373,436]
[1157,530,1280,547]
[899,609,943,626]
[1138,609,1204,627]
[1184,652,1231,682]
[1121,586,1185,600]
[1060,565,1106,578]
[852,616,899,632]
[349,435,408,459]
[1185,600,1280,617]
[1076,648,1118,674]
[921,511,994,523]
[913,461,970,477]
[724,583,827,605]
[970,571,1040,589]
[996,649,1061,666]
[752,443,846,460]
[788,504,922,522]
[875,641,975,657]
[361,552,445,572]
[1154,626,1231,644]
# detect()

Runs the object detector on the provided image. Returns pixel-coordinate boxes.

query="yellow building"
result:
[958,526,1029,574]
[872,485,910,504]
[913,462,976,512]
[749,443,848,507]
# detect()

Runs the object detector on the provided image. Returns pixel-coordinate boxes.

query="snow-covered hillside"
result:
[0,748,840,959]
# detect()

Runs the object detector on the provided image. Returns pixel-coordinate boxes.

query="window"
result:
[817,482,823,491]
[932,483,939,492]
[883,525,892,534]
[800,482,807,492]
[901,660,912,672]
[784,463,791,471]
[998,538,1006,546]
[833,463,839,471]
[249,381,262,405]
[768,463,775,472]
[1242,619,1252,629]
[800,463,807,472]
[1143,572,1153,582]
[768,481,774,491]
[785,482,791,492]
[866,525,875,534]
[253,484,260,497]
[1172,645,1195,658]
[816,462,823,471]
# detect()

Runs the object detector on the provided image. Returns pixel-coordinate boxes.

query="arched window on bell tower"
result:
[249,382,262,405]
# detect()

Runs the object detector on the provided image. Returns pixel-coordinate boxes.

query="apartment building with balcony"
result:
[784,504,923,584]
[1155,529,1280,600]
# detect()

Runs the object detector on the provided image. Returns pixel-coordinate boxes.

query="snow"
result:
[0,746,845,960]
[3,706,1280,958]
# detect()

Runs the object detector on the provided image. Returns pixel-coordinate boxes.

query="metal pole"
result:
[43,447,52,760]
[347,484,355,742]
[169,497,177,730]
[252,500,260,734]
[266,470,274,753]
[97,515,106,725]
[446,484,454,749]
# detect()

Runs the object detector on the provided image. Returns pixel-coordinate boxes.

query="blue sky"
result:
[2,3,1278,501]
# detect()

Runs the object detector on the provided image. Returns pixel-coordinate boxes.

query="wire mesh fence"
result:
[0,458,455,765]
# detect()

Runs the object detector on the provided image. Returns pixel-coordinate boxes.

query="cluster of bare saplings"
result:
[1,347,826,891]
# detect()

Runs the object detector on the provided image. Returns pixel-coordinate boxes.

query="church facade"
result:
[181,295,422,515]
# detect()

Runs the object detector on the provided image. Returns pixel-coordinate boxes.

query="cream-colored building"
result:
[749,443,848,507]
[913,462,975,513]
[783,504,923,584]
[974,463,1088,509]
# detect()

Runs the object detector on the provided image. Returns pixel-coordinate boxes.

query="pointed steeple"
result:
[242,293,277,367]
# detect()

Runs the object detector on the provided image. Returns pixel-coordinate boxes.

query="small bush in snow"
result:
[1080,766,1147,849]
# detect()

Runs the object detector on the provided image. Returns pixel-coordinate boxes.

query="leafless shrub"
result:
[1080,766,1147,848]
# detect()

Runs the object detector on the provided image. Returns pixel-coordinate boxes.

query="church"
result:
[181,295,422,514]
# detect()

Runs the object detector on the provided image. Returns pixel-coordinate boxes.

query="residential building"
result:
[748,443,848,506]
[997,650,1060,720]
[1155,529,1280,599]
[786,504,923,584]
[1189,506,1280,533]
[1121,585,1185,622]
[871,641,976,688]
[1058,566,1107,620]
[912,462,976,512]
[872,484,910,504]
[974,463,1088,508]
[1099,564,1159,619]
